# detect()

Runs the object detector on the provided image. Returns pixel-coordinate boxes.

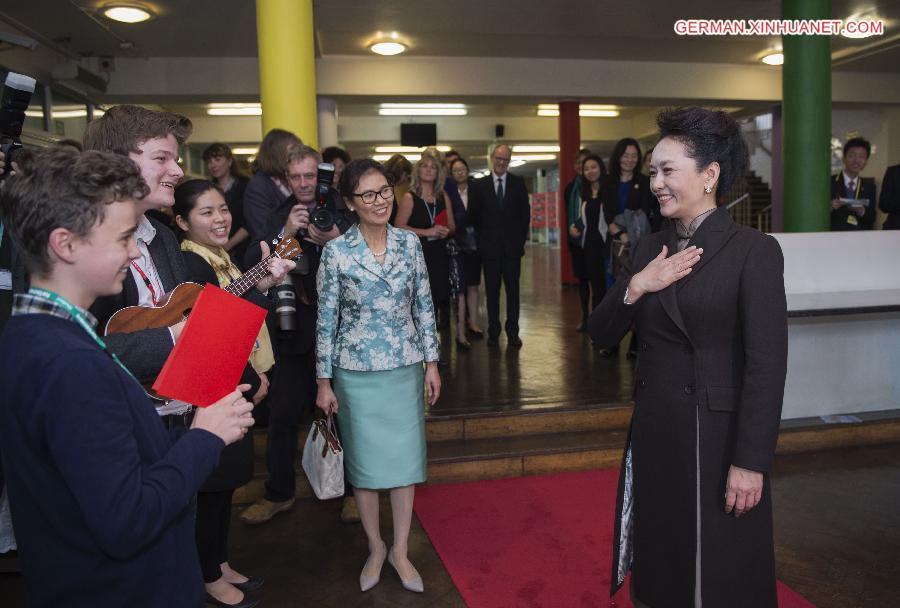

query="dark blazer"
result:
[224,175,251,269]
[467,172,531,260]
[600,173,661,232]
[879,164,900,230]
[90,217,186,383]
[830,172,877,230]
[590,208,787,607]
[243,171,290,245]
[181,251,271,491]
[0,315,224,607]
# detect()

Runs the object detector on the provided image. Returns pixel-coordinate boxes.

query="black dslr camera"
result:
[0,72,36,178]
[309,162,336,232]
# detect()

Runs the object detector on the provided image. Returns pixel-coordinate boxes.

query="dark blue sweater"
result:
[0,314,224,607]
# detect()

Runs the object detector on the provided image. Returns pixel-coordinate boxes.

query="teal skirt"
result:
[333,363,427,490]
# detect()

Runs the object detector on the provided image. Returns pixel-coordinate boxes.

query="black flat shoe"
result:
[205,591,259,608]
[232,576,265,592]
[456,339,472,350]
[467,327,485,339]
[508,336,523,349]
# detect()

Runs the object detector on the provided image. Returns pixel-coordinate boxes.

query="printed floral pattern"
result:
[316,224,440,378]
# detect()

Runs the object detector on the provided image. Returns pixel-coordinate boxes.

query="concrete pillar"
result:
[256,0,318,146]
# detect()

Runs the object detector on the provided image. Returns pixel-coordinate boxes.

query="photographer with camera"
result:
[240,144,355,526]
[1,71,37,570]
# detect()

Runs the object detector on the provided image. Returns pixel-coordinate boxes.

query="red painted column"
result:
[558,100,580,286]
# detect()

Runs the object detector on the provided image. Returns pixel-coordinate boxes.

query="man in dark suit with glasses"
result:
[467,144,531,348]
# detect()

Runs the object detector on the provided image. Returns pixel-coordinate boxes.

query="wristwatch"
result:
[623,286,634,306]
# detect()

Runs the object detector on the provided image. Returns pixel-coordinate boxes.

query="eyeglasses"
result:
[352,185,395,205]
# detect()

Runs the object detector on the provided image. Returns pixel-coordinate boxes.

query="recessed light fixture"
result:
[206,103,262,116]
[25,105,106,119]
[537,104,619,118]
[368,31,409,56]
[102,4,155,23]
[373,153,422,162]
[511,154,557,162]
[374,145,451,153]
[761,52,784,66]
[378,103,466,116]
[512,144,561,153]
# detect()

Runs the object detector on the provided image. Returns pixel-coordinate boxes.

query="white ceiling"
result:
[1,0,898,70]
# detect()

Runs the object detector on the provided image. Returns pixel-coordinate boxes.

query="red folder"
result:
[152,284,266,407]
[434,209,448,227]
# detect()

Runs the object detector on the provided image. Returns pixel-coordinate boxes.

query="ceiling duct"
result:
[51,62,108,94]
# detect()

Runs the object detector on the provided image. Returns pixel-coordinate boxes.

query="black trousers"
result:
[264,352,316,503]
[482,254,522,339]
[584,248,607,314]
[195,489,234,583]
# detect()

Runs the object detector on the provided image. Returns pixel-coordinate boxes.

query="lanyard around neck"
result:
[0,221,4,249]
[130,260,161,305]
[422,196,437,226]
[27,287,138,383]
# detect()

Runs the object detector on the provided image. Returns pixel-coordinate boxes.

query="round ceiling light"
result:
[761,52,784,66]
[370,41,407,56]
[367,32,408,56]
[103,4,154,24]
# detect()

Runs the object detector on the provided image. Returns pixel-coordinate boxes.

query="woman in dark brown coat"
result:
[590,107,788,607]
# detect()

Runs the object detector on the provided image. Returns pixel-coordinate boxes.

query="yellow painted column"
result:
[256,0,318,147]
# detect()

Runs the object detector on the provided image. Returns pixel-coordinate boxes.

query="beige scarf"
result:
[181,239,275,374]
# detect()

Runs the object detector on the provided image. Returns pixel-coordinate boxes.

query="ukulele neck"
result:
[224,254,276,297]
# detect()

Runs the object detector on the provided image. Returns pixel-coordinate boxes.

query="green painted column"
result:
[782,0,832,232]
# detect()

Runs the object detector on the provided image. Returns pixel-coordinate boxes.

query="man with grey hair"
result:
[467,143,531,348]
[241,144,354,524]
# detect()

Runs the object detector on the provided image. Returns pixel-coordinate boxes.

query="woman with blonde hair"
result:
[395,148,456,328]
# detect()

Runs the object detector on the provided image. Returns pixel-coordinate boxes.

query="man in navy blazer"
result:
[830,137,877,231]
[468,144,531,348]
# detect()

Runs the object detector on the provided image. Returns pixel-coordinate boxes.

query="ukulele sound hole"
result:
[181,307,193,318]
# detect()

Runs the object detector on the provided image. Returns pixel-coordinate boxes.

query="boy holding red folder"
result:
[0,147,254,607]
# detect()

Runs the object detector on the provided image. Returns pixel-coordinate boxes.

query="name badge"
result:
[0,269,12,291]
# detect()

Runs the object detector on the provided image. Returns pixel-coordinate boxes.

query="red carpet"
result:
[415,469,815,608]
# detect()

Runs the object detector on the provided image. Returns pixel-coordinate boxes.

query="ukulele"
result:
[105,237,302,336]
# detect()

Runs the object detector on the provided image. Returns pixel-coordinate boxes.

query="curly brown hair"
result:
[0,147,149,276]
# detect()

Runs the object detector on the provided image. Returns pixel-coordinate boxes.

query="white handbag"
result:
[301,415,345,500]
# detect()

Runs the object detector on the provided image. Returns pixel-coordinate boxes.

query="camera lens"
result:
[273,278,297,331]
[311,207,334,232]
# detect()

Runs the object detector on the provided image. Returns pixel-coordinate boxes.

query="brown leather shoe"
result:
[341,495,361,523]
[239,497,295,525]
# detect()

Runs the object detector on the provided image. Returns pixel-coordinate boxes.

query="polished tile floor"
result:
[431,244,635,415]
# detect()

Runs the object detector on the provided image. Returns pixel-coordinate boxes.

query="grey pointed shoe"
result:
[388,548,424,593]
[359,542,387,592]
